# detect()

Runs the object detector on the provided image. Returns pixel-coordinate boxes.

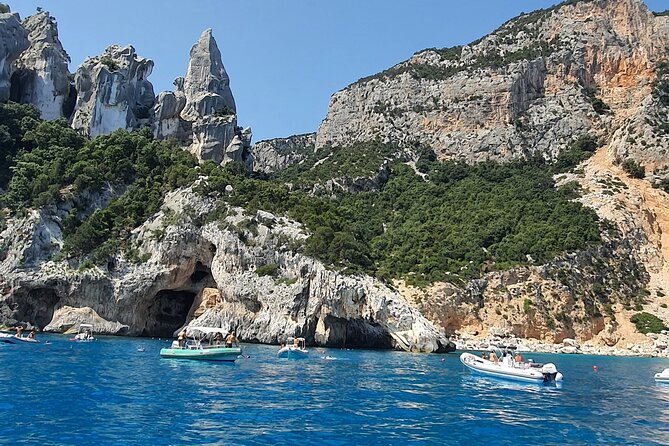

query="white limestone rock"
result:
[10,11,70,120]
[252,133,316,174]
[181,28,235,121]
[0,7,28,102]
[71,45,155,136]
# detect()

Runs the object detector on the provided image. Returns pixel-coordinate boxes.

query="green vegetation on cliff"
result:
[0,103,601,285]
[631,312,668,334]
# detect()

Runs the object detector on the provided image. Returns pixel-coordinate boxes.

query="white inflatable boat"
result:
[460,352,563,384]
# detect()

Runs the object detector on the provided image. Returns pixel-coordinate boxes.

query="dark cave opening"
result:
[13,288,61,329]
[190,261,211,283]
[319,316,393,349]
[142,289,197,337]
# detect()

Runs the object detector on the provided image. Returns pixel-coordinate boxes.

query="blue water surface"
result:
[1,335,669,445]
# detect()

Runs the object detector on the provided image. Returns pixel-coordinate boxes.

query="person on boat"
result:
[27,330,36,340]
[480,352,488,360]
[177,330,186,349]
[213,331,223,346]
[514,352,523,364]
[293,338,300,348]
[15,326,23,338]
[225,331,238,348]
[489,351,498,363]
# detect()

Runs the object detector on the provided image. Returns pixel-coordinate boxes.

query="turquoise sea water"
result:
[1,335,669,445]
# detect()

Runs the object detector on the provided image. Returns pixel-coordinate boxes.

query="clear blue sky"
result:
[11,0,667,142]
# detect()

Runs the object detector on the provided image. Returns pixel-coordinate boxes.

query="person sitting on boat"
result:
[225,331,238,348]
[28,330,36,340]
[177,330,186,349]
[480,352,488,360]
[489,351,497,363]
[293,338,300,348]
[514,352,523,364]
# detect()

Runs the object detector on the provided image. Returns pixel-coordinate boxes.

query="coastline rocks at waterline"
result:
[10,10,70,120]
[44,305,129,335]
[0,186,453,353]
[0,6,28,102]
[455,331,669,358]
[71,45,155,137]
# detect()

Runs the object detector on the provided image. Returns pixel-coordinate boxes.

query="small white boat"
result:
[655,368,669,382]
[70,324,95,342]
[278,337,308,359]
[0,332,39,344]
[460,351,563,384]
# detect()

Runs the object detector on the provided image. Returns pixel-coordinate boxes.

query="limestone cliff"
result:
[71,45,155,136]
[0,186,453,353]
[0,6,28,102]
[317,0,668,164]
[252,133,316,174]
[10,11,70,120]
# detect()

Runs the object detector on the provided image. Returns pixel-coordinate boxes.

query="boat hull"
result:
[655,369,669,382]
[160,347,241,361]
[0,333,39,344]
[277,346,308,359]
[460,352,557,383]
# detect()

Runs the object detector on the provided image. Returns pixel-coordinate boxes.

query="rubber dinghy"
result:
[655,368,669,383]
[277,337,308,359]
[0,333,39,344]
[460,352,563,384]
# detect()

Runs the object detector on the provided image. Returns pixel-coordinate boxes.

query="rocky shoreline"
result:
[455,331,669,358]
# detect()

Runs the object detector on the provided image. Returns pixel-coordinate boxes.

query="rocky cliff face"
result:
[252,133,316,173]
[317,0,668,163]
[0,185,453,352]
[305,0,669,350]
[0,7,252,168]
[70,45,155,137]
[10,11,70,120]
[0,6,28,102]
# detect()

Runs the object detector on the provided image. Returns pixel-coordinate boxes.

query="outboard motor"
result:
[541,363,564,382]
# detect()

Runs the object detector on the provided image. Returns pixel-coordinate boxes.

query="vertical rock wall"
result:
[10,11,70,120]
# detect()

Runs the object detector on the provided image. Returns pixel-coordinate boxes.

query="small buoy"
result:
[593,365,598,372]
[441,358,445,362]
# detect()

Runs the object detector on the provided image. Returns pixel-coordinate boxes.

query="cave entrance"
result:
[318,316,393,349]
[13,288,61,329]
[142,290,197,337]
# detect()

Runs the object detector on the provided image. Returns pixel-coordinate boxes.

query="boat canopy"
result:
[185,326,227,335]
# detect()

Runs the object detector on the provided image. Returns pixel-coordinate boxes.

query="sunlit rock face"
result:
[71,45,155,137]
[181,28,236,121]
[151,28,252,168]
[10,11,70,120]
[316,0,669,164]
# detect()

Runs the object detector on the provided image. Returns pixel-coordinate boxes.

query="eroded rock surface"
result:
[0,7,28,102]
[10,11,70,120]
[71,45,155,136]
[252,133,316,174]
[0,186,452,352]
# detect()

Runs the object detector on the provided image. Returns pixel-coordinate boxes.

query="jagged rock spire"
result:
[181,28,236,121]
[11,11,71,120]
